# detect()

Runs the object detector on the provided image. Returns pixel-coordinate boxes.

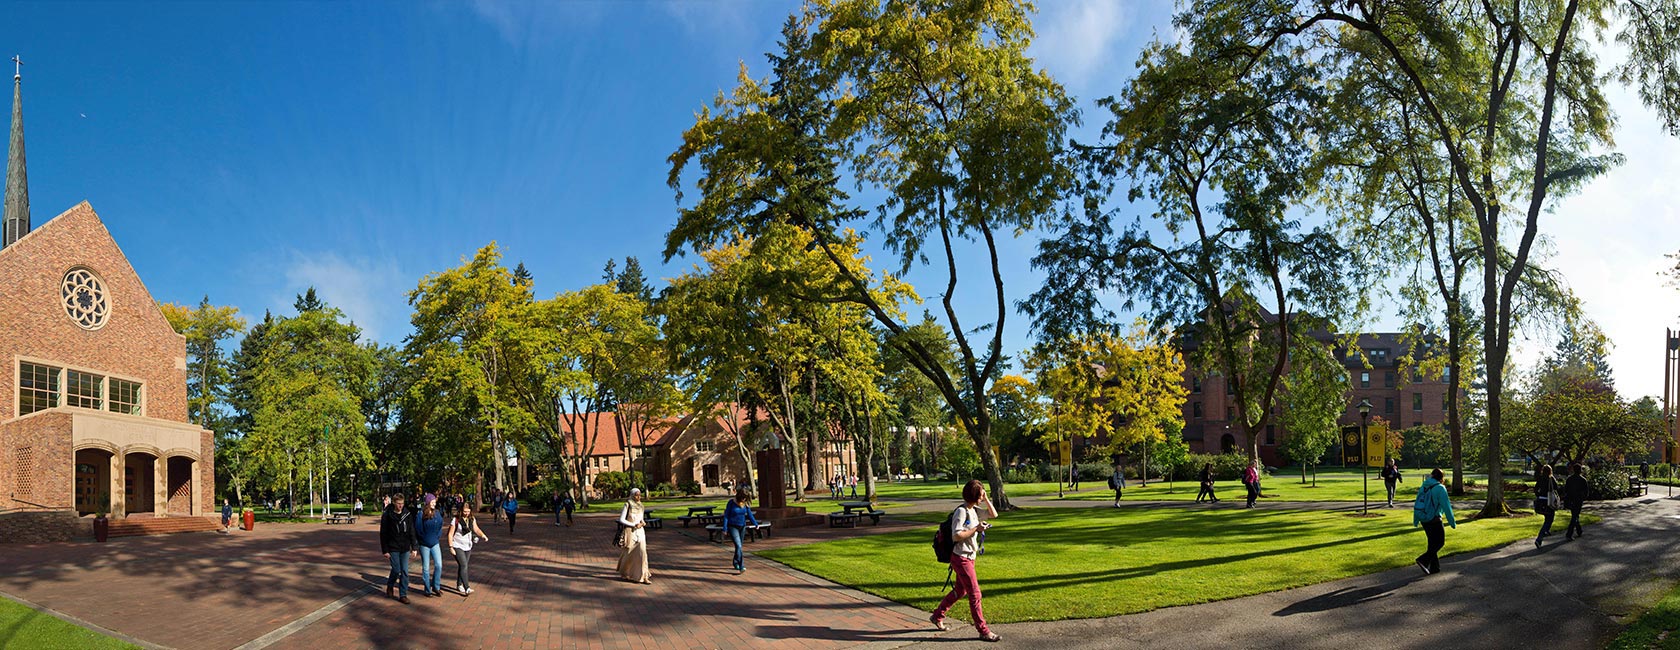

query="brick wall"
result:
[2,411,74,510]
[0,510,88,543]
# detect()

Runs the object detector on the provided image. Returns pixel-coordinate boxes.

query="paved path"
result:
[915,495,1680,650]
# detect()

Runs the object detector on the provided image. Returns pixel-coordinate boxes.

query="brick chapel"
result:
[0,66,214,540]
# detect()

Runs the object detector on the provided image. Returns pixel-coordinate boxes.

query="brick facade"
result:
[0,202,214,529]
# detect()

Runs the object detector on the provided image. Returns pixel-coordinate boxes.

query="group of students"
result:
[828,475,860,500]
[378,492,517,603]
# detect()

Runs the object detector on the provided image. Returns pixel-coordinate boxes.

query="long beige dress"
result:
[616,500,650,583]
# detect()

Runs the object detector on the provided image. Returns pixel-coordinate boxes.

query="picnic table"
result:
[326,513,356,525]
[705,522,772,543]
[678,506,720,527]
[830,502,885,527]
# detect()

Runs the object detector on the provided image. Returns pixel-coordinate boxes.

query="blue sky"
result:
[4,1,1675,397]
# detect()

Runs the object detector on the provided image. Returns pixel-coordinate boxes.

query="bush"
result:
[651,482,678,498]
[678,480,702,496]
[591,471,646,500]
[1587,467,1636,501]
[524,474,575,509]
[1077,462,1115,482]
[1184,452,1253,481]
[1002,469,1038,484]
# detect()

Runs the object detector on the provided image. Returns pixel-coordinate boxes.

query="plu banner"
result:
[1365,421,1387,468]
[1341,425,1361,466]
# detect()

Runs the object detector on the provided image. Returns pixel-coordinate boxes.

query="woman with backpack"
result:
[930,480,1001,643]
[1109,468,1125,507]
[1412,468,1457,575]
[1533,464,1557,547]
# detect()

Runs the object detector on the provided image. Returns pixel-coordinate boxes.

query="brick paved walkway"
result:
[0,511,935,650]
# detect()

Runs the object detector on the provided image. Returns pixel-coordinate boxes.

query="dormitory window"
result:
[18,362,60,415]
[1385,397,1395,414]
[65,370,103,410]
[1384,372,1395,388]
[1265,425,1275,445]
[109,379,142,415]
[1225,406,1234,420]
[1191,376,1202,393]
[1413,392,1423,411]
[1193,402,1203,419]
[695,441,715,452]
[1360,372,1370,388]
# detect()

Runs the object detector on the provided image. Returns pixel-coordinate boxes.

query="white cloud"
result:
[1029,0,1134,90]
[277,251,407,344]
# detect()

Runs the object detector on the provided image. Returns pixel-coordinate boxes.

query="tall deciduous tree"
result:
[1203,0,1680,516]
[668,3,1074,509]
[1278,338,1349,485]
[159,296,246,499]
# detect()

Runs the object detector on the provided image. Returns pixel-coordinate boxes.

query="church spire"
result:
[2,55,29,250]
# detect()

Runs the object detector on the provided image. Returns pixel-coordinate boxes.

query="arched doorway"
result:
[124,452,157,516]
[1220,434,1237,454]
[167,456,195,515]
[74,448,113,516]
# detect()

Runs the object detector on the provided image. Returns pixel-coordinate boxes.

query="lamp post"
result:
[1358,399,1372,515]
[349,473,356,512]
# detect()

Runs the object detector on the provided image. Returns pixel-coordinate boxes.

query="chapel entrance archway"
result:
[167,456,195,515]
[124,452,157,516]
[74,448,113,516]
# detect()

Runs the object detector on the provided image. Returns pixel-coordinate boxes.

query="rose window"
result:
[61,268,110,330]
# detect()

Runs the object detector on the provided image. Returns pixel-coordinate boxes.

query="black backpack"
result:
[932,507,962,563]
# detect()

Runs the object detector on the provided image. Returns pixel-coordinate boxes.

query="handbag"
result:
[612,523,626,547]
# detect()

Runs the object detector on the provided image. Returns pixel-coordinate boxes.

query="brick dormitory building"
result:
[0,70,215,542]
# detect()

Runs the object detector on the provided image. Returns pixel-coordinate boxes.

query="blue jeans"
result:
[419,544,443,593]
[728,525,746,571]
[387,551,410,597]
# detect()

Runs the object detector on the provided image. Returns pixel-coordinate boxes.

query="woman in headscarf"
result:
[616,487,651,584]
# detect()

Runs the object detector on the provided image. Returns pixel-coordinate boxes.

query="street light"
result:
[1358,399,1373,515]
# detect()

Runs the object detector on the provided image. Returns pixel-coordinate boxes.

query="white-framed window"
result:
[65,370,103,410]
[18,362,60,415]
[109,379,142,415]
[696,441,715,453]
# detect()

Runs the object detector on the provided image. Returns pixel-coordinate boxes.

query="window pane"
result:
[18,363,61,415]
[108,379,142,415]
[66,370,104,410]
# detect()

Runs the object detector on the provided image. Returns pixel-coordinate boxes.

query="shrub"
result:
[1184,452,1252,481]
[678,480,703,496]
[1077,462,1115,482]
[591,471,646,500]
[524,474,575,509]
[1587,467,1636,501]
[1002,469,1038,484]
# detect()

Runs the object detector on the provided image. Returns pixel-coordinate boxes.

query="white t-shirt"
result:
[949,505,983,559]
[450,518,476,551]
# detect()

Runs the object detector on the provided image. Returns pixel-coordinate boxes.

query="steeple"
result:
[2,55,28,249]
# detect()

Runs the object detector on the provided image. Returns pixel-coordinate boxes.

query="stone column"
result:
[109,452,125,517]
[189,460,200,516]
[153,456,167,516]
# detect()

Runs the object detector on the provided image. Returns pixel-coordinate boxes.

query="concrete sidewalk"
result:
[916,495,1680,650]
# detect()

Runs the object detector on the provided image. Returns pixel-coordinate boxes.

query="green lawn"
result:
[874,480,1074,500]
[0,597,133,650]
[1067,468,1492,503]
[1609,580,1680,650]
[644,497,907,521]
[759,506,1562,623]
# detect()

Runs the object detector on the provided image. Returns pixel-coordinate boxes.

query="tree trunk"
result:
[1447,300,1466,495]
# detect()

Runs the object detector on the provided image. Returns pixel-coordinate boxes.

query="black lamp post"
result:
[1358,399,1372,515]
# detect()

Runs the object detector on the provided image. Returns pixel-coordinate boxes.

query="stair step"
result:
[102,517,221,538]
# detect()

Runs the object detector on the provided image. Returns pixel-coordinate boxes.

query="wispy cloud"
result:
[276,251,407,344]
[1029,0,1135,91]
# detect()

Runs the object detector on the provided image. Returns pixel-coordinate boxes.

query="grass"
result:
[644,497,907,521]
[1067,468,1492,503]
[0,597,134,649]
[874,480,1077,500]
[759,505,1569,624]
[1609,581,1680,650]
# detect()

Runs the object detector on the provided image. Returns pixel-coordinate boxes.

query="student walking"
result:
[1242,460,1262,508]
[1533,464,1558,547]
[552,491,564,526]
[561,493,575,526]
[353,498,364,517]
[617,488,652,584]
[502,492,519,534]
[724,489,759,574]
[1412,468,1457,575]
[1109,471,1125,507]
[849,475,859,499]
[1195,463,1219,503]
[415,498,445,597]
[379,494,419,603]
[492,490,503,524]
[1381,460,1403,508]
[446,506,488,596]
[1564,462,1589,540]
[220,499,233,534]
[930,480,1001,643]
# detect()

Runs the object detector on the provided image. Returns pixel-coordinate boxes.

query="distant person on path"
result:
[617,488,652,584]
[1533,464,1558,547]
[446,505,488,596]
[724,489,759,574]
[561,492,575,526]
[1564,462,1590,540]
[353,498,363,517]
[552,490,564,526]
[221,499,233,533]
[415,498,446,597]
[850,474,859,499]
[930,479,1001,643]
[492,491,503,524]
[1381,460,1403,508]
[1412,468,1457,575]
[1109,470,1125,507]
[502,492,519,534]
[1243,460,1262,509]
[1641,460,1651,479]
[1196,463,1218,503]
[379,494,419,603]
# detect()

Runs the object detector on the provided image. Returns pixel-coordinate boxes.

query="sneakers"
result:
[930,615,948,632]
[1535,536,1543,548]
[1416,560,1431,575]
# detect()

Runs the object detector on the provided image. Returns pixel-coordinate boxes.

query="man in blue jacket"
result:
[1412,468,1457,575]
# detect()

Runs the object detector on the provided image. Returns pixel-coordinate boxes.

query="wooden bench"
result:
[1630,476,1648,496]
[326,513,356,525]
[644,516,663,530]
[860,510,886,525]
[827,512,860,528]
[704,522,772,543]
